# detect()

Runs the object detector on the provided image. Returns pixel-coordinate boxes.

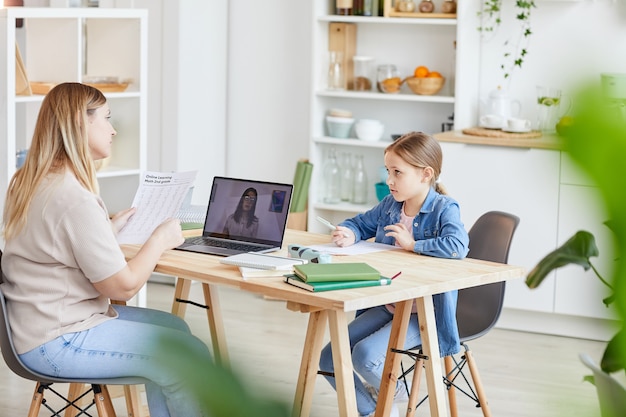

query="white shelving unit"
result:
[307,1,480,232]
[0,7,147,218]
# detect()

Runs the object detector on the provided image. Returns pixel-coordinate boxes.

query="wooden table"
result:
[121,229,524,417]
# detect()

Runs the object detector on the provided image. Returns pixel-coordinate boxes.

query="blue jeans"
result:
[20,305,211,417]
[319,305,421,417]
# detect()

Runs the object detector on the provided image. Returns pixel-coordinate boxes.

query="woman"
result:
[223,187,259,238]
[319,132,469,417]
[1,83,212,417]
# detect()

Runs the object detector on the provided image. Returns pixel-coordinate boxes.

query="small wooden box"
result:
[287,211,308,231]
[328,22,357,90]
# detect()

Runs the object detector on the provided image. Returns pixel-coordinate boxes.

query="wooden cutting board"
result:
[30,81,129,95]
[462,126,542,139]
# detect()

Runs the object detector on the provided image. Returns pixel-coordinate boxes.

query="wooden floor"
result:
[0,281,610,417]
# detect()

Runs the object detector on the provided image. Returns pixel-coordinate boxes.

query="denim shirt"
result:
[340,187,470,356]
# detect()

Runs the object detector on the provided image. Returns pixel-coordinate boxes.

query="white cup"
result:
[506,118,531,131]
[479,114,504,128]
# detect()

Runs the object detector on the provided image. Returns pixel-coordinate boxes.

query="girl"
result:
[1,83,212,417]
[318,132,469,417]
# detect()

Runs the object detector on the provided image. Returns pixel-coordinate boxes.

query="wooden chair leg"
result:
[27,383,45,417]
[123,384,144,417]
[445,355,459,417]
[405,358,424,417]
[65,383,87,417]
[465,349,492,417]
[93,384,117,417]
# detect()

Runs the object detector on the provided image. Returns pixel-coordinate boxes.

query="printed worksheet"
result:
[306,241,402,256]
[116,171,197,244]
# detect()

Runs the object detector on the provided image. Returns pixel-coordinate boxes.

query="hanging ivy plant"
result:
[477,0,537,82]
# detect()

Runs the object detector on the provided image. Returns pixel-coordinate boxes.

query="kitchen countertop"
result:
[434,129,563,150]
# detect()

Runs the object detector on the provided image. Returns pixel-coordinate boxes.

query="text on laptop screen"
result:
[202,177,293,246]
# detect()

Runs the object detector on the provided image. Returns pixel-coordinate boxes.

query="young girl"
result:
[318,132,470,417]
[1,83,213,417]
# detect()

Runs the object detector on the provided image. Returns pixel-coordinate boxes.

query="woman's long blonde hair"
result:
[385,131,448,195]
[3,83,107,240]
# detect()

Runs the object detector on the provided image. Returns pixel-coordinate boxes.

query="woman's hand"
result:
[331,226,355,247]
[151,218,185,251]
[384,223,416,251]
[97,218,184,301]
[110,207,136,234]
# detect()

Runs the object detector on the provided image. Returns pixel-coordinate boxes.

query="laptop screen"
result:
[202,177,293,247]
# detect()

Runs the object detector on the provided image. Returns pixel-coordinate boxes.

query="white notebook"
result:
[220,252,307,270]
[239,266,292,280]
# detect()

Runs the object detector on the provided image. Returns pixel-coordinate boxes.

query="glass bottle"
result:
[353,0,364,15]
[351,154,368,204]
[363,0,374,16]
[340,152,354,201]
[328,51,345,91]
[323,148,341,204]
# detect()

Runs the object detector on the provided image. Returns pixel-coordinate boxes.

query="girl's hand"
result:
[151,218,185,250]
[384,223,416,251]
[111,207,137,234]
[331,226,355,247]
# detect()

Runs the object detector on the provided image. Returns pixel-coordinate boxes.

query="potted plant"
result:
[525,84,626,416]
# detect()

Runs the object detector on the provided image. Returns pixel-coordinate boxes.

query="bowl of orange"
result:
[406,66,445,95]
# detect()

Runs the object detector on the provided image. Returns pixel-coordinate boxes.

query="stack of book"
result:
[284,262,392,292]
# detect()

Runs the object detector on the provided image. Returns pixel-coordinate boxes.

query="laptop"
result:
[176,176,293,256]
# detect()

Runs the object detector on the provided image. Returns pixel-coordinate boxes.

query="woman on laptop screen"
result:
[223,187,259,238]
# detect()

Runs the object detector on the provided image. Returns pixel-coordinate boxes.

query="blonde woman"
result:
[2,83,211,417]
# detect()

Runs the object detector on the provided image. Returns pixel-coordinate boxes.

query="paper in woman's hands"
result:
[116,171,197,244]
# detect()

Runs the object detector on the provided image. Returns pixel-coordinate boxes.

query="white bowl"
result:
[326,116,355,138]
[355,119,384,141]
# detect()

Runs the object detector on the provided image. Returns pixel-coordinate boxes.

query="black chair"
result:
[395,211,520,417]
[0,251,147,417]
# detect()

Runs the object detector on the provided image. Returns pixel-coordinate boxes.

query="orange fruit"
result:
[427,71,443,78]
[414,66,429,78]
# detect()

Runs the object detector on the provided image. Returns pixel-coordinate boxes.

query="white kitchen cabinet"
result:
[0,7,147,217]
[554,155,616,321]
[438,142,562,313]
[437,139,617,339]
[307,0,481,233]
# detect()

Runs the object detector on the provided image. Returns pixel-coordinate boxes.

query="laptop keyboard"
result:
[186,237,269,253]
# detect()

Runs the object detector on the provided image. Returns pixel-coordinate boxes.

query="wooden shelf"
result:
[386,12,456,18]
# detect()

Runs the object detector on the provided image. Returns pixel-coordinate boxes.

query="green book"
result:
[284,275,392,292]
[293,262,380,283]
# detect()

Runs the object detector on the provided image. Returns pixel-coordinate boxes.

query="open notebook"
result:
[176,176,293,256]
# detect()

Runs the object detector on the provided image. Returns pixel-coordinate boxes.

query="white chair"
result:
[580,353,626,417]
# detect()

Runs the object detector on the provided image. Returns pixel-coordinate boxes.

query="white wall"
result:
[225,0,311,185]
[157,0,310,205]
[158,0,228,205]
[477,0,626,126]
